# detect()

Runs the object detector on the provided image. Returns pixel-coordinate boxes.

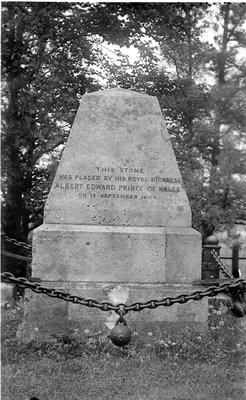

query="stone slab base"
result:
[32,224,201,284]
[18,282,208,343]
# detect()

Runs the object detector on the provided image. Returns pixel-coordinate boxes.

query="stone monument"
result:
[19,88,207,342]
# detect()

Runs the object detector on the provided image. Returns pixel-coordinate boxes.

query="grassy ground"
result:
[1,299,246,400]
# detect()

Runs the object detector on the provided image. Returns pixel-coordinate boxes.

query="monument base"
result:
[18,282,208,343]
[32,224,201,284]
[18,223,204,342]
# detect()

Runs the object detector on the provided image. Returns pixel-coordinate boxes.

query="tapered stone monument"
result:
[19,88,207,342]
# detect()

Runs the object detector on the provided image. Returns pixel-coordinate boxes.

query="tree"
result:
[98,3,246,239]
[1,2,182,246]
[1,2,105,242]
[201,3,246,237]
[2,2,246,254]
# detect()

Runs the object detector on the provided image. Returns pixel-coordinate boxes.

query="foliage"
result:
[1,3,246,263]
[1,2,107,241]
[100,3,246,239]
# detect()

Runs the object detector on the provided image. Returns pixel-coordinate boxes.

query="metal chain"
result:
[211,249,233,279]
[1,250,32,262]
[1,272,246,315]
[2,234,32,252]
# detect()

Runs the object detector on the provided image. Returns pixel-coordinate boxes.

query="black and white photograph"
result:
[1,1,246,399]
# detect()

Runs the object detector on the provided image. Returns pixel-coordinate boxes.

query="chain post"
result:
[202,236,221,281]
[232,245,240,278]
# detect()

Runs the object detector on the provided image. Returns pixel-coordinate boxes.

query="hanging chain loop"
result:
[2,234,32,252]
[211,249,233,279]
[1,272,246,315]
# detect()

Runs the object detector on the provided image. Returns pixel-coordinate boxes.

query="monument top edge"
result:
[83,87,153,97]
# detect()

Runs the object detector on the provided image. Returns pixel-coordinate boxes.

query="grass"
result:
[1,298,246,400]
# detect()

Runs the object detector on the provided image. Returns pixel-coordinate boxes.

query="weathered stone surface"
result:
[45,88,191,227]
[32,224,201,283]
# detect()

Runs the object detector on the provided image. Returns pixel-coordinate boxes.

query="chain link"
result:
[211,249,233,279]
[2,234,32,252]
[1,250,32,262]
[1,272,246,315]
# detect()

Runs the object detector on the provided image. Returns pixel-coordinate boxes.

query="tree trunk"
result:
[211,3,230,167]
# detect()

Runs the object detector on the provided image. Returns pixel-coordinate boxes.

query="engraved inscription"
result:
[54,166,182,200]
